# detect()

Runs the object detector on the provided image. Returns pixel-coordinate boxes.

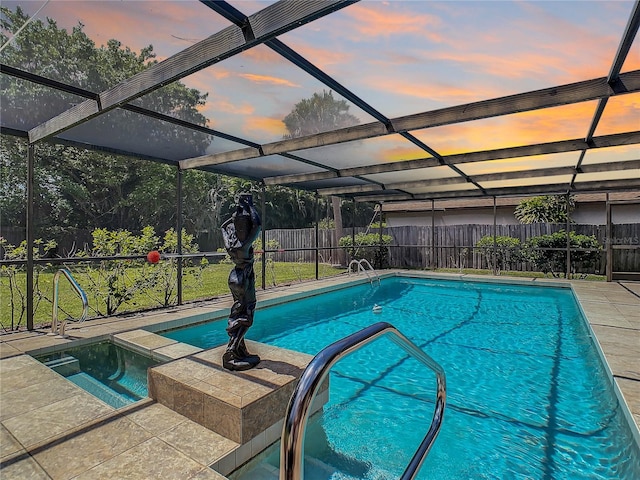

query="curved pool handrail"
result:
[280,321,446,480]
[347,258,380,285]
[51,268,89,337]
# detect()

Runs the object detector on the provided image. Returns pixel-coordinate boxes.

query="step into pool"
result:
[35,341,160,409]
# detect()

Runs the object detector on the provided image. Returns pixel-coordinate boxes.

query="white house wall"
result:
[385,203,640,227]
[385,207,517,227]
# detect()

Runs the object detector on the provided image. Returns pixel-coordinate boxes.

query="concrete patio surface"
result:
[0,271,638,479]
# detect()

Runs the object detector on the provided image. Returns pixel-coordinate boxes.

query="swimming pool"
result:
[35,341,159,409]
[162,276,640,479]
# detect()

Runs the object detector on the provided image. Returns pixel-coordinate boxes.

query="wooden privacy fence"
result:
[5,223,638,273]
[263,224,640,274]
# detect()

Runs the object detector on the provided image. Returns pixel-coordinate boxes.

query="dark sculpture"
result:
[221,193,262,371]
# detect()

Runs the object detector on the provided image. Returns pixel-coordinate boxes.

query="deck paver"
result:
[71,437,212,480]
[158,420,238,466]
[2,392,114,448]
[31,416,152,480]
[0,453,50,479]
[0,425,23,461]
[125,402,188,436]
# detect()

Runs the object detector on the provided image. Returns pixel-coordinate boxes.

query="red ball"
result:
[147,250,161,264]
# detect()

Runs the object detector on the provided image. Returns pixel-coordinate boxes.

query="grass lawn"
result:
[0,261,344,331]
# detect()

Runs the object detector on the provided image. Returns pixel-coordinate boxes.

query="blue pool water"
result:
[163,277,640,479]
[35,341,159,409]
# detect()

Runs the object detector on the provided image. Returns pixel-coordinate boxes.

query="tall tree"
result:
[283,90,360,138]
[282,90,362,264]
[514,195,575,224]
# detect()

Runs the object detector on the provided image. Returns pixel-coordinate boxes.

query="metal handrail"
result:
[50,268,89,337]
[280,322,446,480]
[347,258,380,285]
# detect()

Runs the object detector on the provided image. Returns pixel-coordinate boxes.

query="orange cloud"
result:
[621,36,640,72]
[44,1,223,59]
[243,117,287,138]
[207,99,254,116]
[293,44,354,70]
[344,3,442,42]
[595,93,640,136]
[361,135,427,163]
[240,46,288,65]
[364,75,500,108]
[237,73,300,88]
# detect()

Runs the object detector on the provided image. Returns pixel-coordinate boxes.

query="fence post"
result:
[431,199,436,270]
[492,196,497,275]
[261,185,267,290]
[351,198,356,261]
[378,203,383,268]
[566,193,571,279]
[176,168,183,305]
[26,143,35,331]
[606,193,612,281]
[315,193,319,280]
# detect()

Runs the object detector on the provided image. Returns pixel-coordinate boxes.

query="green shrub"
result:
[78,226,202,314]
[339,232,392,269]
[522,231,602,277]
[0,237,57,330]
[475,235,522,274]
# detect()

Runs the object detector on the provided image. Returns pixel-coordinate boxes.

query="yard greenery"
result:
[0,237,57,329]
[475,232,602,277]
[74,227,204,315]
[514,195,575,224]
[339,232,392,269]
[521,230,602,277]
[475,235,522,274]
[0,228,343,331]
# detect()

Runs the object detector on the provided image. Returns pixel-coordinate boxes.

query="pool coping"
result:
[1,270,638,478]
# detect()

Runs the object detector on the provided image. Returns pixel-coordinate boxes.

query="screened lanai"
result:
[3,0,639,195]
[1,0,639,330]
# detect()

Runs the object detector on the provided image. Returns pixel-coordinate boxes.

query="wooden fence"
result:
[4,223,638,273]
[263,224,639,274]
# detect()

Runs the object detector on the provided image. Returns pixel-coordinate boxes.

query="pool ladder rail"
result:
[347,258,380,286]
[49,268,89,338]
[280,321,446,480]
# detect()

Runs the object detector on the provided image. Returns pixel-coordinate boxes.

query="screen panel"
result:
[0,74,87,132]
[290,133,430,170]
[213,155,325,180]
[161,43,378,149]
[581,144,639,165]
[458,152,580,176]
[479,174,573,190]
[58,107,218,162]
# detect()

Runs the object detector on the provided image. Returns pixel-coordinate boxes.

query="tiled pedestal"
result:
[148,341,327,445]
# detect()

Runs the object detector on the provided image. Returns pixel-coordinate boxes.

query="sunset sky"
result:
[3,0,639,184]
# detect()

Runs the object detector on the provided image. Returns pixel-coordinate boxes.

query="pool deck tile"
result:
[31,415,154,480]
[70,437,222,480]
[0,272,638,479]
[158,420,238,466]
[114,329,179,353]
